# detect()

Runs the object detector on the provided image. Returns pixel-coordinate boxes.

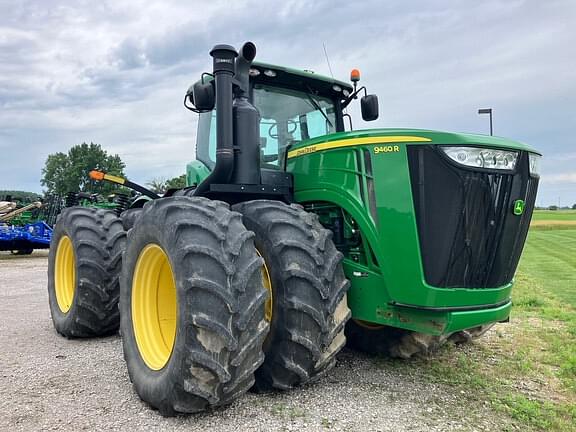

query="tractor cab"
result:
[196,64,346,171]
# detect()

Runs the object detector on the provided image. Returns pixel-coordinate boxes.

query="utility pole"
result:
[478,108,493,136]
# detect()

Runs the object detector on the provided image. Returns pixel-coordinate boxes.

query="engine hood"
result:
[286,128,540,160]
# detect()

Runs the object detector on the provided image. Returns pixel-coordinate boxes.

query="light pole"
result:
[478,108,493,136]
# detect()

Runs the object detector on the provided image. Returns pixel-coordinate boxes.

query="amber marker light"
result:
[350,69,361,83]
[89,170,105,181]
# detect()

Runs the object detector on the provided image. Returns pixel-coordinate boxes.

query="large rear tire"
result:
[233,200,351,391]
[47,207,125,337]
[120,197,268,415]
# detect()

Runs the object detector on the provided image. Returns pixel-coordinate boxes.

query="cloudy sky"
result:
[1,0,574,205]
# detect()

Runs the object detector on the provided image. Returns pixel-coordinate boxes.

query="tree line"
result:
[0,190,42,203]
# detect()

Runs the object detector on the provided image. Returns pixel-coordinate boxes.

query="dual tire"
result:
[47,197,350,415]
[48,207,125,337]
[233,200,350,391]
[119,197,269,415]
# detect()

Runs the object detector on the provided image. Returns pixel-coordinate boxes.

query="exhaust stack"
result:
[231,42,261,185]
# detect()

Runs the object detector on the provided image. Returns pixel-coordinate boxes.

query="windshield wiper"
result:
[305,87,334,129]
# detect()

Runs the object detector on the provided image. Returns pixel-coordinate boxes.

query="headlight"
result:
[528,153,541,176]
[440,146,518,170]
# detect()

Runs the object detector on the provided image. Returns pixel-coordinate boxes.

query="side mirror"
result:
[192,81,215,111]
[361,94,379,121]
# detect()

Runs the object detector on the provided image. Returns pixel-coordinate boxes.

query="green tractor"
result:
[47,42,540,415]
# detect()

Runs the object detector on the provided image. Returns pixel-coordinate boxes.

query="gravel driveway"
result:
[0,252,510,431]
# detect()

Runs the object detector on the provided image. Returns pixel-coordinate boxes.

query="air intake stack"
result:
[195,42,261,195]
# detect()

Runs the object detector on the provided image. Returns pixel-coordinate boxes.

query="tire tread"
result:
[48,207,125,338]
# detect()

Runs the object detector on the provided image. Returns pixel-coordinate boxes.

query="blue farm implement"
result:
[0,222,53,254]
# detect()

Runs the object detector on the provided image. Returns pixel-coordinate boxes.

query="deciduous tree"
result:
[146,174,187,195]
[165,174,187,190]
[41,143,126,196]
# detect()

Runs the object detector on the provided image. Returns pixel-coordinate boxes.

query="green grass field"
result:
[520,229,576,306]
[527,210,576,309]
[532,209,576,222]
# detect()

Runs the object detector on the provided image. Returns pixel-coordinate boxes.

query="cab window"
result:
[196,84,336,169]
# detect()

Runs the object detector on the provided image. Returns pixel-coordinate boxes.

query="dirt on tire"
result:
[233,200,351,391]
[120,197,269,415]
[47,207,125,337]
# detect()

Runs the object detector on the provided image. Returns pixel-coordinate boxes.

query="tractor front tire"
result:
[47,207,125,337]
[233,200,351,391]
[120,197,268,415]
[346,320,495,359]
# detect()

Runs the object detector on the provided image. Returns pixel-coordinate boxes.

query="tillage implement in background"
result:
[46,41,541,415]
[0,198,61,255]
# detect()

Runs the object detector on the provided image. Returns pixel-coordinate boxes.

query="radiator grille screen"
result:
[407,146,538,288]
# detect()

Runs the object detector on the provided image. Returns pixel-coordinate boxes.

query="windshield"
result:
[197,84,337,169]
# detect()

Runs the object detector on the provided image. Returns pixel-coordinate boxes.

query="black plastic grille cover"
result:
[407,145,538,288]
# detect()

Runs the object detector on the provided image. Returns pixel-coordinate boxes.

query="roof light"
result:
[332,85,342,92]
[350,69,360,83]
[249,68,260,77]
[263,69,276,77]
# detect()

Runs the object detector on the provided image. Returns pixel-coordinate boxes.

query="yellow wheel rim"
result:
[257,250,273,322]
[54,235,76,313]
[132,244,177,370]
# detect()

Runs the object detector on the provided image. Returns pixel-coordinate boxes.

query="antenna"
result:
[322,42,334,78]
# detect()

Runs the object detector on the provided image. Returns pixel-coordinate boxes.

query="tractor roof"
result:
[193,62,353,101]
[251,62,353,99]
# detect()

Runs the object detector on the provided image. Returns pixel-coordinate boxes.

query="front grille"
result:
[407,146,538,288]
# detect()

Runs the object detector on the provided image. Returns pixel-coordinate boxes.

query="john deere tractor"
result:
[47,42,540,415]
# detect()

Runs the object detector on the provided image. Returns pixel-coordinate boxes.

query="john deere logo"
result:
[513,199,525,216]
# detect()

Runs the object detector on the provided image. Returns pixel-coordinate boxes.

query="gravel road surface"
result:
[0,252,512,431]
